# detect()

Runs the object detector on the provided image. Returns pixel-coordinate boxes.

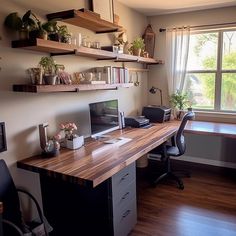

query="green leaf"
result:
[22,10,31,23]
[4,12,22,30]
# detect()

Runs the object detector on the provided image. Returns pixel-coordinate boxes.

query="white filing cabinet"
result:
[111,163,137,236]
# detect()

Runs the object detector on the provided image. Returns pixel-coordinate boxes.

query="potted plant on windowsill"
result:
[170,90,190,120]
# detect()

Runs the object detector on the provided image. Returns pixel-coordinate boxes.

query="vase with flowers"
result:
[60,122,84,150]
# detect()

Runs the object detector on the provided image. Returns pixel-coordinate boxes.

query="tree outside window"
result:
[183,29,236,112]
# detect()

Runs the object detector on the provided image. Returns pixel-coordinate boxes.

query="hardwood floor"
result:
[130,161,236,236]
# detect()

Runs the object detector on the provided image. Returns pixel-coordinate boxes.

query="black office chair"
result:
[0,159,50,236]
[148,111,195,190]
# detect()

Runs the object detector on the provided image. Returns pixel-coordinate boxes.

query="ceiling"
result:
[117,0,236,16]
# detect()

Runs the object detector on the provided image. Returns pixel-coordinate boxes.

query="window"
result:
[183,29,236,112]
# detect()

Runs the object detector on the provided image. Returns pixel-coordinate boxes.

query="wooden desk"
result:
[17,121,179,188]
[185,121,236,138]
[17,120,179,236]
[17,120,236,235]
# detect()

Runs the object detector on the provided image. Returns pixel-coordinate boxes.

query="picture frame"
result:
[91,0,114,23]
[0,122,7,152]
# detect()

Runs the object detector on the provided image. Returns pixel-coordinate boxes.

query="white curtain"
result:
[166,27,190,96]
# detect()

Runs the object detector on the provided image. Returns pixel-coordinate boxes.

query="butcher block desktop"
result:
[17,120,236,236]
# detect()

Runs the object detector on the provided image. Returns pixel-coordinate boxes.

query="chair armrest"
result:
[16,188,49,236]
[16,189,44,222]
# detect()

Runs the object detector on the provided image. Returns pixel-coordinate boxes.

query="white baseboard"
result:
[174,155,236,169]
[148,154,236,169]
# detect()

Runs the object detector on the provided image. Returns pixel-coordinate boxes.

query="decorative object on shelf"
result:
[56,64,72,85]
[38,56,58,85]
[0,122,7,153]
[60,122,84,150]
[101,45,119,53]
[114,31,128,54]
[27,67,43,85]
[91,0,114,23]
[142,24,155,58]
[170,90,190,120]
[129,37,145,56]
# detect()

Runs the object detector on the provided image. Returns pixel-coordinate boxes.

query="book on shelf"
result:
[91,66,130,84]
[80,80,106,84]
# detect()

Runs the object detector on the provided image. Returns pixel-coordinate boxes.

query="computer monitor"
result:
[89,99,119,138]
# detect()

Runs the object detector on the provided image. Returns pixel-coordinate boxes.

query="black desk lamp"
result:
[149,86,163,106]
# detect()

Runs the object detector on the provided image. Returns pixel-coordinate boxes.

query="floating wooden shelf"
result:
[46,9,123,34]
[13,83,134,93]
[11,38,162,65]
[12,38,75,54]
[76,47,116,59]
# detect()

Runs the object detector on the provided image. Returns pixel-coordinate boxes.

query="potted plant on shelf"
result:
[57,25,72,43]
[38,56,58,85]
[129,37,145,56]
[4,10,36,40]
[42,20,60,42]
[170,90,190,120]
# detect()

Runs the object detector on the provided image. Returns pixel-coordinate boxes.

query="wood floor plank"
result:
[130,163,236,236]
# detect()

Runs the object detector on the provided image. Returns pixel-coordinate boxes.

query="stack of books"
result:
[91,66,130,84]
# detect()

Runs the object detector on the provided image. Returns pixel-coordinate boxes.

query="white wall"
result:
[0,0,148,207]
[148,7,236,168]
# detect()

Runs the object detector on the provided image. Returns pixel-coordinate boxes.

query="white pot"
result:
[66,136,84,150]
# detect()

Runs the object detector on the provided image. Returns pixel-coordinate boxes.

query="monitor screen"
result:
[89,100,119,138]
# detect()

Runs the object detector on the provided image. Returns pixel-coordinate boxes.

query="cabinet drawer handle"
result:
[122,210,131,218]
[120,173,129,181]
[121,192,130,200]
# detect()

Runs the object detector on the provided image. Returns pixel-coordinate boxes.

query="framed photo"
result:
[91,0,114,23]
[0,122,7,152]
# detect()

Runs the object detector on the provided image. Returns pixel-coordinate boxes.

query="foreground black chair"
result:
[148,111,195,190]
[0,159,50,236]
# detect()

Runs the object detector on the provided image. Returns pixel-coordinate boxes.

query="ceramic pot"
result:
[66,136,84,150]
[44,75,57,85]
[18,28,29,40]
[133,48,141,56]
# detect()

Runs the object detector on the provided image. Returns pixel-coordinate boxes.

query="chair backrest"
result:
[0,160,24,233]
[175,112,195,155]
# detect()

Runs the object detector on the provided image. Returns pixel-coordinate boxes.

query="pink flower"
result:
[59,122,78,139]
[53,133,62,141]
[59,124,65,129]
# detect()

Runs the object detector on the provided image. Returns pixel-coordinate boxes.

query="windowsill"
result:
[193,110,236,123]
